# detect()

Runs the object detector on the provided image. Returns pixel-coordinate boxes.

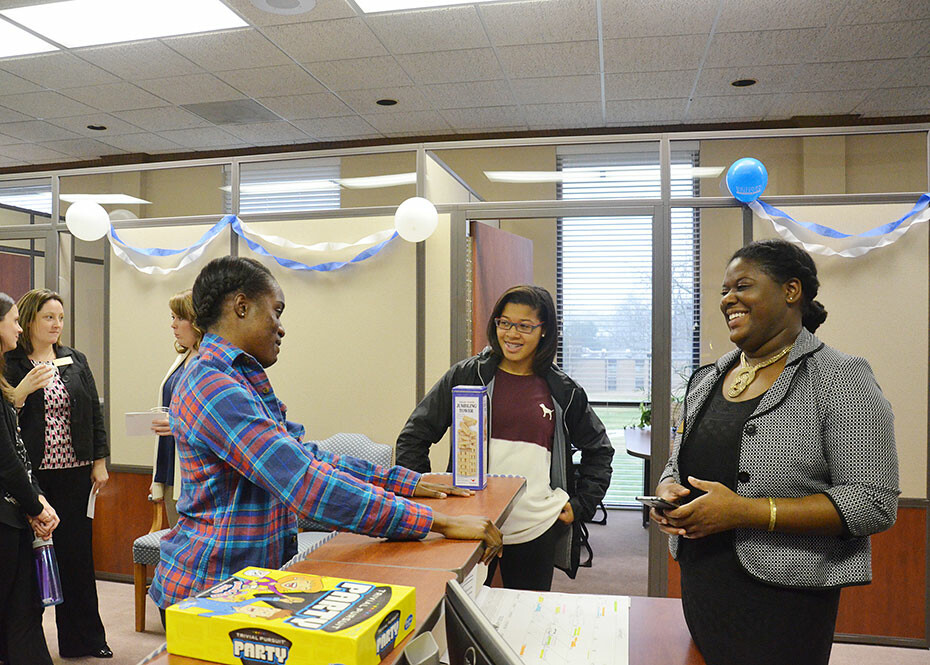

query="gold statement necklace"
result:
[726,343,794,398]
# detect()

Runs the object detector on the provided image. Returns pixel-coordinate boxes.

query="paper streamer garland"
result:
[107,215,400,274]
[749,194,930,258]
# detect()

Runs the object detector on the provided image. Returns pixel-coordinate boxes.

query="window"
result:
[226,157,341,215]
[0,179,52,216]
[557,145,701,506]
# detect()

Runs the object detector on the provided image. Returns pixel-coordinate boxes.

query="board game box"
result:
[451,385,489,490]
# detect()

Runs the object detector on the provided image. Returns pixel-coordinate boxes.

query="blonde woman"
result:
[150,289,202,526]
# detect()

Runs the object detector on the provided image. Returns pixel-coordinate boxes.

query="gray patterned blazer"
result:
[660,327,899,588]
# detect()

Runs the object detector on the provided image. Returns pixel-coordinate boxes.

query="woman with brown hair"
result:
[4,289,111,660]
[150,289,203,526]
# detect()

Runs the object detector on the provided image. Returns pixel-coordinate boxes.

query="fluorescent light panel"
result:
[355,0,507,13]
[484,166,725,183]
[0,17,57,58]
[221,173,417,194]
[60,194,151,204]
[0,0,247,49]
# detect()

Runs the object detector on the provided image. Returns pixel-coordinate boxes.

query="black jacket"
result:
[0,398,43,529]
[5,345,108,471]
[396,348,614,576]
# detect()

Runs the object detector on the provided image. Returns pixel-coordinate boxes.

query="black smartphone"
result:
[635,495,679,511]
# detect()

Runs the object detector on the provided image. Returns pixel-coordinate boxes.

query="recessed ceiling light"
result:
[86,124,107,131]
[0,0,247,49]
[376,99,398,106]
[730,78,757,88]
[60,194,151,204]
[0,17,57,58]
[355,0,507,13]
[249,0,316,15]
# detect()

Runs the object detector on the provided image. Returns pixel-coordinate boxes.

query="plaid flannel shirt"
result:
[149,334,432,608]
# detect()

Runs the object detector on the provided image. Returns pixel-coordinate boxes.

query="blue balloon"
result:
[726,158,768,203]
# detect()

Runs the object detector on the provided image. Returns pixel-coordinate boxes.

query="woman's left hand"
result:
[91,459,109,494]
[557,501,574,524]
[413,480,474,499]
[664,476,746,539]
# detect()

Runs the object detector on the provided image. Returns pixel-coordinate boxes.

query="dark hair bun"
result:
[193,256,274,331]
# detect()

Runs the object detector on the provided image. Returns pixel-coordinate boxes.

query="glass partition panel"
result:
[435,142,662,202]
[681,131,928,198]
[61,165,226,220]
[60,233,106,385]
[0,177,52,222]
[0,237,44,301]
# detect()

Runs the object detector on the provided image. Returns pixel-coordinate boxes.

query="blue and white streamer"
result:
[107,215,399,274]
[749,194,930,258]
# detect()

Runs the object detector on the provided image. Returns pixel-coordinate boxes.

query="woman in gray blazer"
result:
[651,239,899,665]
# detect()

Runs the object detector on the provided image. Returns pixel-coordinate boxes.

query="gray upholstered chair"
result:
[132,498,168,632]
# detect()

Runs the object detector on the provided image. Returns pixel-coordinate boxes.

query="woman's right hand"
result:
[13,363,56,406]
[151,416,171,437]
[29,495,59,540]
[649,479,690,536]
[430,512,503,564]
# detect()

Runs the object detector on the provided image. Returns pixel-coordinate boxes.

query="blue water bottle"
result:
[33,535,64,606]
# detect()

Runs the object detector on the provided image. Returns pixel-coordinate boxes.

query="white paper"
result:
[125,409,167,437]
[476,587,630,665]
[86,488,97,519]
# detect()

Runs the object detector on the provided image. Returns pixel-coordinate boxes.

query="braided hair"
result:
[729,239,828,332]
[192,256,276,332]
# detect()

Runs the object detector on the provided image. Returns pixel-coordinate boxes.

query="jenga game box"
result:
[165,567,416,665]
[452,385,488,489]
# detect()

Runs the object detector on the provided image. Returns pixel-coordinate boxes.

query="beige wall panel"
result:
[425,154,471,205]
[341,153,416,208]
[754,205,928,498]
[73,260,104,390]
[699,137,804,196]
[108,225,231,466]
[424,213,452,472]
[0,206,34,225]
[698,208,745,366]
[845,133,928,194]
[142,166,225,218]
[61,171,145,219]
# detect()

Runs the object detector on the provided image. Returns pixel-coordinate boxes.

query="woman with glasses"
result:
[396,285,614,591]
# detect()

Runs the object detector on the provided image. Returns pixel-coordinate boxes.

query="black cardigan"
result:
[4,345,108,471]
[0,397,43,528]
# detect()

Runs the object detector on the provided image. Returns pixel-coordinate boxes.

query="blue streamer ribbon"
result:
[756,194,930,239]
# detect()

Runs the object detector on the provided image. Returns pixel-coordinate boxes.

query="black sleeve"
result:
[395,365,459,473]
[0,409,42,517]
[77,350,109,460]
[566,386,614,522]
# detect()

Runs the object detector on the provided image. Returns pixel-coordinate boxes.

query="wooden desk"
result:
[630,596,705,665]
[303,474,525,581]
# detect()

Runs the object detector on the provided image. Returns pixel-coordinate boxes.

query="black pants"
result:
[34,466,107,657]
[0,522,54,665]
[485,519,562,592]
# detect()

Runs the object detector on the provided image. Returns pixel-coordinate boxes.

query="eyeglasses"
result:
[494,318,544,334]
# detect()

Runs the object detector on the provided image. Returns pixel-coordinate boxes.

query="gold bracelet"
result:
[767,497,777,532]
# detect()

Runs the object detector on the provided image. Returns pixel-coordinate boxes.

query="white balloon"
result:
[394,197,438,242]
[65,201,110,241]
[108,208,138,221]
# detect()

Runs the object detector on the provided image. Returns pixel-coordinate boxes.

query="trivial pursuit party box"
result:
[166,567,416,665]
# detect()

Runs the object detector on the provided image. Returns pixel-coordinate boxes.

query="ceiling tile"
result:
[523,102,604,128]
[0,156,27,168]
[40,138,126,158]
[855,87,930,114]
[0,53,119,90]
[0,105,32,123]
[606,98,688,123]
[686,94,775,120]
[511,75,600,105]
[62,83,168,112]
[814,21,930,62]
[291,116,381,140]
[605,70,696,100]
[423,80,514,109]
[705,29,822,68]
[306,57,413,91]
[137,74,246,105]
[215,65,326,97]
[602,0,718,38]
[339,86,433,114]
[364,6,489,54]
[0,143,69,164]
[881,57,930,88]
[694,65,801,96]
[395,48,503,85]
[220,0,356,27]
[0,69,42,95]
[440,106,526,130]
[363,110,452,135]
[77,41,203,80]
[716,0,846,32]
[791,60,903,92]
[604,35,706,73]
[258,92,353,120]
[264,18,387,62]
[112,106,210,132]
[96,132,184,154]
[838,0,930,25]
[0,120,74,144]
[48,113,144,137]
[480,0,597,46]
[156,126,244,149]
[766,90,870,118]
[162,28,291,72]
[497,41,599,78]
[222,121,310,145]
[0,91,97,119]
[0,129,22,145]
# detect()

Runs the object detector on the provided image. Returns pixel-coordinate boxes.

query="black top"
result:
[0,398,43,528]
